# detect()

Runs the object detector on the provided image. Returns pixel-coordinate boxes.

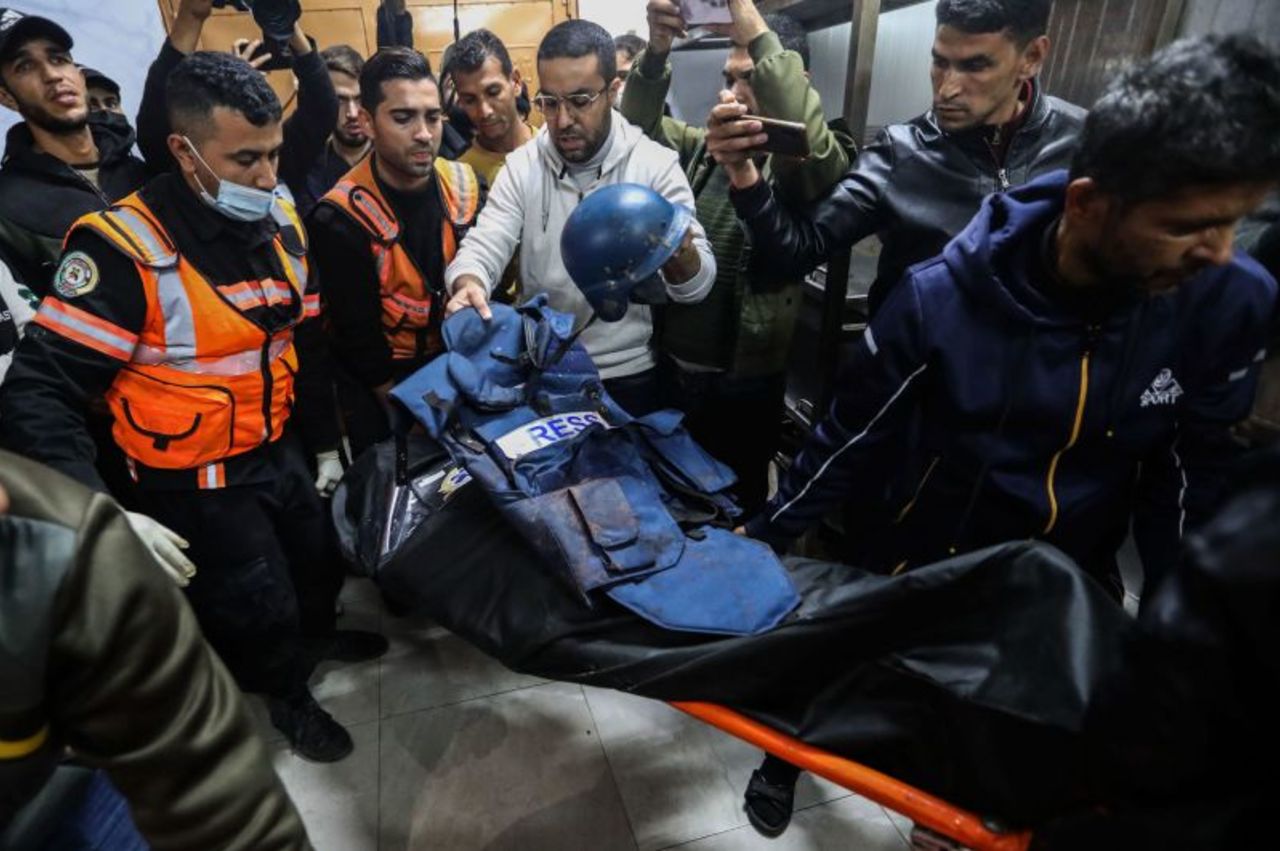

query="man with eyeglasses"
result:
[443,19,715,416]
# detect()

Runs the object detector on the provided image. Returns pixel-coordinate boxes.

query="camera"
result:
[212,0,303,68]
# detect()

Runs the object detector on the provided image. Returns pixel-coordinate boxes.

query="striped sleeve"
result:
[34,298,139,361]
[745,278,929,549]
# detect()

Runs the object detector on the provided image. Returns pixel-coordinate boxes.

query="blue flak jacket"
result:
[391,296,800,636]
[748,170,1277,592]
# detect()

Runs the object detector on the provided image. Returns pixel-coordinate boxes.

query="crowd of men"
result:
[1,0,1278,846]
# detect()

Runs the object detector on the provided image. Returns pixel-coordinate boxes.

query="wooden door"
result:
[1039,0,1182,108]
[156,0,578,114]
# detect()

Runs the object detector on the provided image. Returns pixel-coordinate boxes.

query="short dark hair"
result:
[359,47,436,112]
[448,28,514,78]
[166,51,281,140]
[936,0,1051,46]
[537,19,615,85]
[1070,34,1280,203]
[762,13,809,71]
[321,44,364,80]
[613,33,645,62]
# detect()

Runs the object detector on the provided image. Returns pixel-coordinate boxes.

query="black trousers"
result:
[336,371,391,462]
[660,359,786,517]
[135,433,343,697]
[335,359,431,462]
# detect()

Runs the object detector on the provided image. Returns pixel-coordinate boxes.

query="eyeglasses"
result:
[532,86,609,116]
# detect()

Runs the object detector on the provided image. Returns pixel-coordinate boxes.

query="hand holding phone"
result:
[679,0,732,26]
[741,115,810,159]
[646,0,688,54]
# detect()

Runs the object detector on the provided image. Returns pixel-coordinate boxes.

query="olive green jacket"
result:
[621,31,855,376]
[0,451,311,850]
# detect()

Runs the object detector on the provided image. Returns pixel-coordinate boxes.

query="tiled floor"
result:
[248,578,914,851]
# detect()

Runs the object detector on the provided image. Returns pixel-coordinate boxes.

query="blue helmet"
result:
[561,183,694,322]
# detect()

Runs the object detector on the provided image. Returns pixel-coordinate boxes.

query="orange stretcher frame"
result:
[672,702,1033,851]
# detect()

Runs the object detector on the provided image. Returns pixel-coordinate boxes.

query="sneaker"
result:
[744,768,797,837]
[309,629,389,663]
[268,692,353,762]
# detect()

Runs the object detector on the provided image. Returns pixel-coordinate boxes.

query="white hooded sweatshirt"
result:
[444,112,716,380]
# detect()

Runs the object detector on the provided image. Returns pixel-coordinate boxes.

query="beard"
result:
[555,125,607,163]
[333,125,367,148]
[387,146,436,179]
[554,107,611,164]
[1088,242,1194,298]
[20,98,88,136]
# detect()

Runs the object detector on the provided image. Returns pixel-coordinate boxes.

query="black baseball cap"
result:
[80,66,119,95]
[0,8,74,64]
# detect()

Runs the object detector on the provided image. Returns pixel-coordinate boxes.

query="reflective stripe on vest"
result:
[197,462,226,490]
[270,200,310,290]
[220,279,296,311]
[67,201,177,264]
[134,336,292,376]
[33,298,139,361]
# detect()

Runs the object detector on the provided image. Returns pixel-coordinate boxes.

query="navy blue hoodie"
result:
[746,170,1277,591]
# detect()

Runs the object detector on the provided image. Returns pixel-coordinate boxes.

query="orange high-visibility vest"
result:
[52,192,314,479]
[320,155,480,362]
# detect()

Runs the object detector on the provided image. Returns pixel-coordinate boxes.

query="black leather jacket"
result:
[730,80,1087,313]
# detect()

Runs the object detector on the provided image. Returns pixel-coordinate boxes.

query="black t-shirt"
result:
[1030,217,1136,322]
[307,160,448,389]
[381,176,447,293]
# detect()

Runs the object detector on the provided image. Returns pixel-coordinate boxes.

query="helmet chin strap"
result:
[532,311,597,373]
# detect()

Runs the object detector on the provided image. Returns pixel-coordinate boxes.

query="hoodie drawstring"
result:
[543,162,607,234]
[541,166,554,233]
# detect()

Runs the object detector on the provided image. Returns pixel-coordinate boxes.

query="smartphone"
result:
[679,0,733,26]
[743,115,810,159]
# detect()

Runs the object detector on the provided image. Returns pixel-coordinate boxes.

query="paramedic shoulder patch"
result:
[53,252,100,299]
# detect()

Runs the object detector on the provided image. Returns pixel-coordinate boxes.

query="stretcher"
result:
[673,702,1033,851]
[338,437,1131,840]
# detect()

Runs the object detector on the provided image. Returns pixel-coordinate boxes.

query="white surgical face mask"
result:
[183,136,278,222]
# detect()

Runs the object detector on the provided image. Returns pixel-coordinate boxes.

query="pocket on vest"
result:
[111,381,235,469]
[509,474,684,598]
